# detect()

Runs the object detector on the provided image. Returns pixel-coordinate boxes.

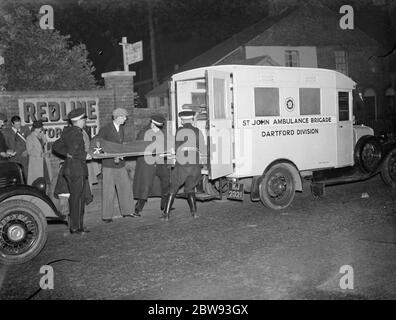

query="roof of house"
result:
[175,6,297,73]
[146,3,381,98]
[146,81,169,97]
[246,3,379,47]
[145,7,295,98]
[234,55,280,66]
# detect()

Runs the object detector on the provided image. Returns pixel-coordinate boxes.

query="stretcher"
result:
[89,138,172,159]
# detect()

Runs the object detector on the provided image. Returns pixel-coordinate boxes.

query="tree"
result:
[0,3,97,91]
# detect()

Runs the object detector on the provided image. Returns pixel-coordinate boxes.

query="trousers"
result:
[65,175,87,230]
[170,164,202,194]
[102,166,134,218]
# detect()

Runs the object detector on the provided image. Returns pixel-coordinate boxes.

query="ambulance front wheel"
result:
[259,164,296,210]
[354,135,382,173]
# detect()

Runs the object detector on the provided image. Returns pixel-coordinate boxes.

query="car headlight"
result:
[32,177,46,194]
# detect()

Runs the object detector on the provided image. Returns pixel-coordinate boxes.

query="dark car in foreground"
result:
[0,160,65,265]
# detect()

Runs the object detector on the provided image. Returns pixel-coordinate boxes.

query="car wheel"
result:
[0,199,47,265]
[355,136,382,173]
[381,149,396,188]
[259,163,296,210]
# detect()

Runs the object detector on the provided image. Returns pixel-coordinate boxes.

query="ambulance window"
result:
[192,92,206,105]
[191,92,207,120]
[214,78,226,119]
[254,88,279,116]
[300,88,320,115]
[196,82,206,90]
[338,92,349,121]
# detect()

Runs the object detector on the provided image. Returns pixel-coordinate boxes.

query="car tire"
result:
[354,136,382,174]
[0,199,47,265]
[381,149,396,188]
[259,163,296,210]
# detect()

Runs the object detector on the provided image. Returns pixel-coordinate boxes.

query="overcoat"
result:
[133,124,171,199]
[0,131,8,153]
[3,126,30,175]
[52,126,88,177]
[26,132,45,185]
[133,125,157,198]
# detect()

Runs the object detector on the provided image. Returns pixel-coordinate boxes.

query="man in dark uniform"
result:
[162,110,206,220]
[133,114,170,216]
[52,108,91,235]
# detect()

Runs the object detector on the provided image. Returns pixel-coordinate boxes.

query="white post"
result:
[121,37,129,72]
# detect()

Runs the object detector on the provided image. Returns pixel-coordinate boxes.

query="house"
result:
[146,3,390,133]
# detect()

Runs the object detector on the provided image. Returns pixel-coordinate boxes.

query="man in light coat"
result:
[26,120,48,185]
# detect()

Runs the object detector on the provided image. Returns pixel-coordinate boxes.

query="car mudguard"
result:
[0,185,64,220]
[380,140,396,161]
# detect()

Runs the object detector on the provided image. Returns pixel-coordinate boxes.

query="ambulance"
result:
[169,65,396,210]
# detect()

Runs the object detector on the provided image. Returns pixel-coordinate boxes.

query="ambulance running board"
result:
[311,166,376,186]
[310,166,377,197]
[175,192,220,201]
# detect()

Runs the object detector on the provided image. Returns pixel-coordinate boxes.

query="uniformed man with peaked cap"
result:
[162,109,206,220]
[133,114,170,215]
[52,107,91,234]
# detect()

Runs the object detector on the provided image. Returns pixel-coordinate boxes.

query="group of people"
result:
[0,113,51,186]
[50,106,206,235]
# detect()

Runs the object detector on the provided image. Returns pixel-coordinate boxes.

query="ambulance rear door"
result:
[206,69,233,180]
[336,90,354,166]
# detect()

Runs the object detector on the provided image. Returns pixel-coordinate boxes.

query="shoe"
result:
[160,210,170,221]
[133,212,141,217]
[122,213,135,218]
[78,227,90,233]
[102,218,113,223]
[160,213,169,221]
[70,229,80,234]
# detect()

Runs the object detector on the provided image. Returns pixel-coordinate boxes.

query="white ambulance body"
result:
[169,65,376,209]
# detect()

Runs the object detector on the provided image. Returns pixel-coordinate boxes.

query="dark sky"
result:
[7,0,395,93]
[52,0,271,87]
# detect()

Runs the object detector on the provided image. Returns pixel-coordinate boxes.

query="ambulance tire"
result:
[354,136,382,174]
[259,164,296,210]
[380,149,396,188]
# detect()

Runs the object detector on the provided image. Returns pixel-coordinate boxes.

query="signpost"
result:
[119,37,143,71]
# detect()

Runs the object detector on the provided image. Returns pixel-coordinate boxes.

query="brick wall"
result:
[0,71,171,141]
[0,89,113,124]
[317,45,388,125]
[0,70,173,195]
[102,71,135,140]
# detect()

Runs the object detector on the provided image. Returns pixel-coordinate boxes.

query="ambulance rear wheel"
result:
[259,164,296,210]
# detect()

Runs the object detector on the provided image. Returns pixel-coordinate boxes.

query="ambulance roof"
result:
[172,65,356,89]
